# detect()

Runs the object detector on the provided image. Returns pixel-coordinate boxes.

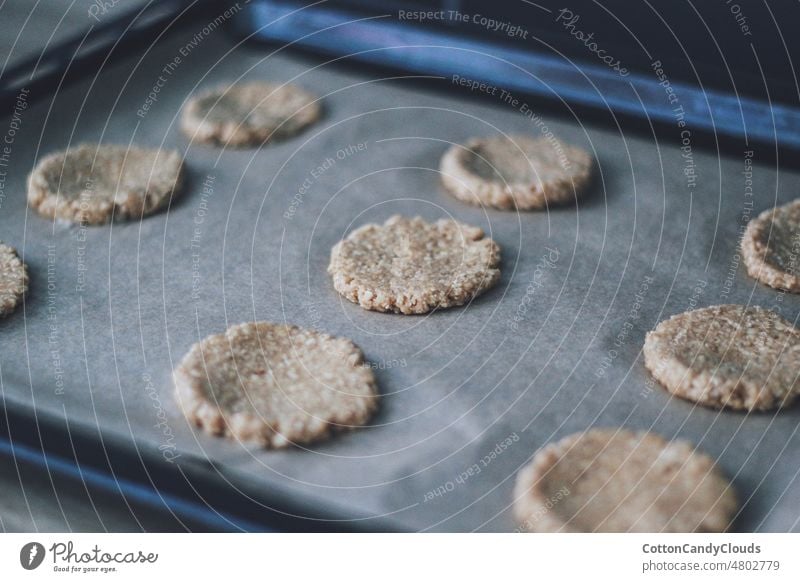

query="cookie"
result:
[513,429,737,532]
[644,304,800,411]
[328,215,501,314]
[181,82,321,147]
[27,144,184,224]
[742,199,800,292]
[174,322,378,448]
[440,135,593,210]
[0,243,28,317]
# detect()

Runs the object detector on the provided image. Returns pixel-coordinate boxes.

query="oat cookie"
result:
[0,243,28,317]
[643,304,800,411]
[181,82,321,147]
[513,429,737,533]
[174,322,378,448]
[440,135,593,210]
[27,144,184,224]
[742,199,800,292]
[328,215,501,315]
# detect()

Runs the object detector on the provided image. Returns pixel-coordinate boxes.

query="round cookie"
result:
[513,429,737,533]
[174,322,378,448]
[328,215,501,315]
[643,304,800,411]
[440,135,593,210]
[27,144,184,224]
[0,243,28,317]
[742,199,800,292]
[181,82,321,147]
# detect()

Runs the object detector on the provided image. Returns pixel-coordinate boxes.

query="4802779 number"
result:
[727,560,780,571]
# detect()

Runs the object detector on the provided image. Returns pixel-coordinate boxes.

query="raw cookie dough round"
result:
[174,322,378,448]
[440,135,593,210]
[644,304,800,411]
[0,243,28,317]
[742,199,800,292]
[328,215,501,314]
[27,144,184,224]
[513,429,737,533]
[181,82,321,147]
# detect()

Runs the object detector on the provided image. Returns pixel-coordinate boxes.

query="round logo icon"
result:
[20,542,46,570]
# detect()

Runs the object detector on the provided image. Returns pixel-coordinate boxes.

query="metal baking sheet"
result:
[2,22,800,532]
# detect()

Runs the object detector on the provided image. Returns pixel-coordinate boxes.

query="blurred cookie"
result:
[513,429,737,532]
[181,82,321,147]
[27,144,184,224]
[328,215,501,314]
[440,135,593,210]
[742,199,800,292]
[0,243,28,317]
[644,304,800,411]
[174,322,378,448]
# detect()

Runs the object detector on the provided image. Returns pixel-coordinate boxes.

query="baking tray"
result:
[1,16,800,532]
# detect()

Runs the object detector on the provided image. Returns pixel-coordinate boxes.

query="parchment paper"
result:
[1,22,799,532]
